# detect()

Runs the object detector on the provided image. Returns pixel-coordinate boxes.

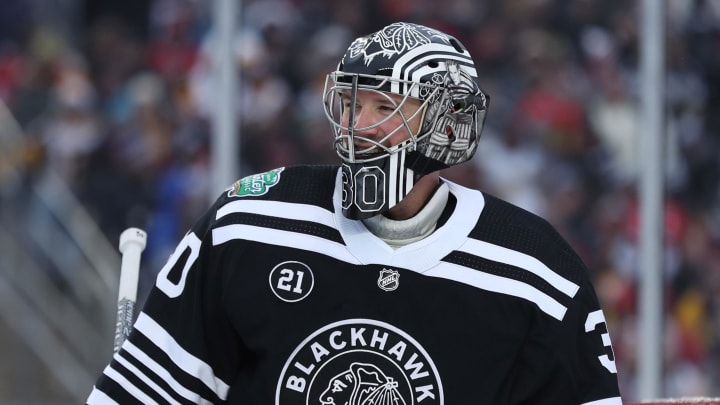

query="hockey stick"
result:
[113,227,147,353]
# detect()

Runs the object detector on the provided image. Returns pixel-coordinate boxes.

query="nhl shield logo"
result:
[377,269,400,291]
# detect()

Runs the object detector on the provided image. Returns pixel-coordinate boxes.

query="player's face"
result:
[339,90,423,159]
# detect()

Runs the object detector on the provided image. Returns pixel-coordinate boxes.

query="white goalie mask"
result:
[323,22,490,220]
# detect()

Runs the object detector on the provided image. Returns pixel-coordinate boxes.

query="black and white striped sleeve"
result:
[87,206,240,404]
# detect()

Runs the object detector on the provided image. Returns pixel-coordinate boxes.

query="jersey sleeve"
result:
[505,273,623,405]
[562,276,623,405]
[87,198,244,404]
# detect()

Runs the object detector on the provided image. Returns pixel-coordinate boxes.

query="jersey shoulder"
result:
[470,192,589,287]
[216,165,338,210]
[194,165,343,245]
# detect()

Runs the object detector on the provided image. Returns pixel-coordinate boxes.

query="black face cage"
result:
[322,71,443,164]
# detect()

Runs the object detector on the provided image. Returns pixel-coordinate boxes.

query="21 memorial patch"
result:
[276,319,443,404]
[228,167,284,197]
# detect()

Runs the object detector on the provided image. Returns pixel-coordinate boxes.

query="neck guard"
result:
[362,182,449,248]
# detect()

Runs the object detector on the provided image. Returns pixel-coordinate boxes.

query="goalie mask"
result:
[323,22,490,220]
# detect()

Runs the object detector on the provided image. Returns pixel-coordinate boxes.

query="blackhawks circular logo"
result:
[276,319,443,404]
[228,167,284,197]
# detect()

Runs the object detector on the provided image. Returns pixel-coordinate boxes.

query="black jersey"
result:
[88,165,622,404]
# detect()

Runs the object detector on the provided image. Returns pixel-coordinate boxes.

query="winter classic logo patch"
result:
[228,167,284,197]
[276,319,443,404]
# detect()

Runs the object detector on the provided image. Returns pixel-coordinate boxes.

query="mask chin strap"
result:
[387,146,415,209]
[341,147,417,220]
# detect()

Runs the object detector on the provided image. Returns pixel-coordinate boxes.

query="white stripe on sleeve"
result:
[212,224,360,264]
[102,365,159,405]
[216,200,336,229]
[425,262,568,321]
[134,312,231,400]
[113,353,182,405]
[459,239,580,298]
[86,387,120,405]
[122,341,215,405]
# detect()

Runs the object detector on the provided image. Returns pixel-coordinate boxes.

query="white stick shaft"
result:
[118,244,142,301]
[114,228,147,353]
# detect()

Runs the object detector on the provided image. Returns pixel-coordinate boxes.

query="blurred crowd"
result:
[0,0,719,400]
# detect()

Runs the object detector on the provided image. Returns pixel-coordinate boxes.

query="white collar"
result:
[333,169,485,270]
[361,182,449,248]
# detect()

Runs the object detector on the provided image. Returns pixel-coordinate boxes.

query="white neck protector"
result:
[362,182,450,248]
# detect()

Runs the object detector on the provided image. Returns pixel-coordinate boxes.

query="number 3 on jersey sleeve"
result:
[585,310,617,374]
[156,232,202,298]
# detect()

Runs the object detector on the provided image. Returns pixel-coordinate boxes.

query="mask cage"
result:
[323,72,441,164]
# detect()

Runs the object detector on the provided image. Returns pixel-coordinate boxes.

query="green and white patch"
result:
[228,167,284,197]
